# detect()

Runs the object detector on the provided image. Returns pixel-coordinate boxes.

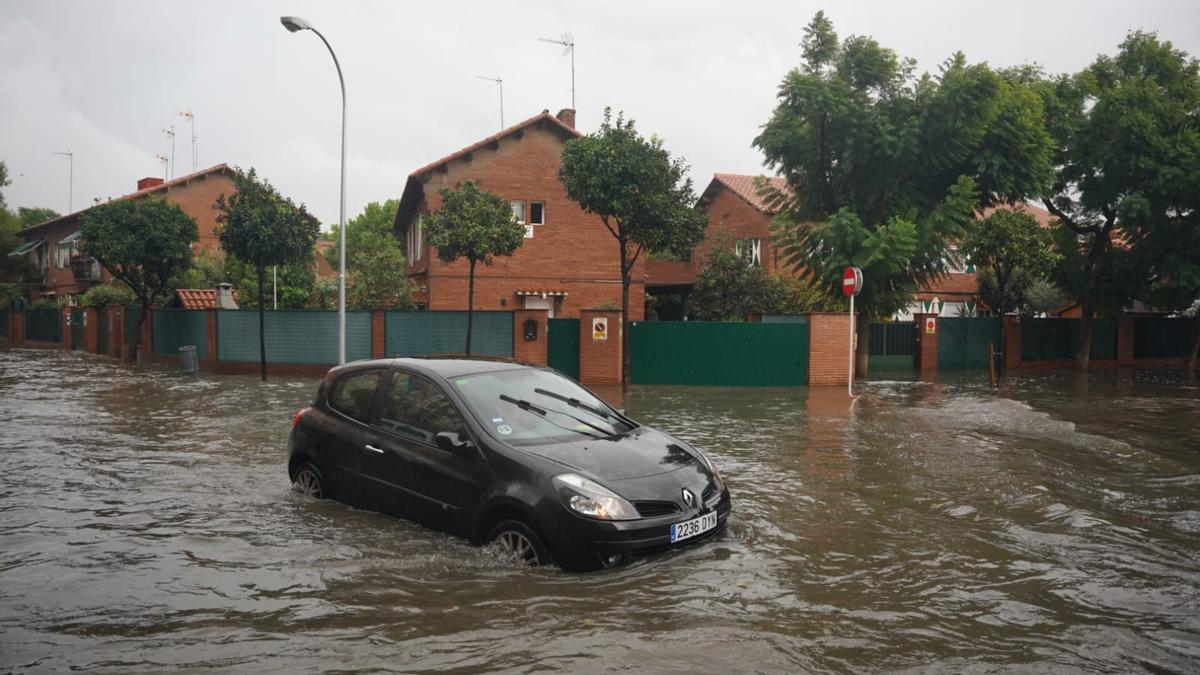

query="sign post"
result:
[842,267,863,396]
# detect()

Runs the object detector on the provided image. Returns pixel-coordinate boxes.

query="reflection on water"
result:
[1,349,1198,672]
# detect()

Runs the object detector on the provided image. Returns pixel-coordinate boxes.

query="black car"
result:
[287,357,731,571]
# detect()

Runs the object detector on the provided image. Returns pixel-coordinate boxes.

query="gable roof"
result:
[20,163,235,236]
[395,111,581,231]
[701,174,791,215]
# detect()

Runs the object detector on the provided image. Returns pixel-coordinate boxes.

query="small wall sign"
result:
[592,317,608,341]
[925,316,937,334]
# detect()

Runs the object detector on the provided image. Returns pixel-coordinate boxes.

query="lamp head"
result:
[280,16,312,33]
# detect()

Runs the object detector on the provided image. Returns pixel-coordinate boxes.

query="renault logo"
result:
[682,488,695,508]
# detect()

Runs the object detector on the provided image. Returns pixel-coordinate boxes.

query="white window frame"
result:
[736,238,762,267]
[407,213,423,263]
[511,200,526,225]
[529,201,545,226]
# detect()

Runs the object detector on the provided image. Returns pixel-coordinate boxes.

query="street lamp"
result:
[281,14,348,365]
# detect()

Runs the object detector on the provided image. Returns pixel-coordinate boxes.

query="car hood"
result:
[516,426,705,481]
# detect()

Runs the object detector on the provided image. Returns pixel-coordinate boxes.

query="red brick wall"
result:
[160,172,236,254]
[1004,317,1022,370]
[83,308,98,353]
[808,312,852,386]
[407,124,645,320]
[695,184,782,274]
[578,309,623,386]
[512,309,549,365]
[371,310,386,359]
[915,313,938,375]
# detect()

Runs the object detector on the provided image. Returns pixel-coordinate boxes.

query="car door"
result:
[320,367,388,507]
[359,369,492,536]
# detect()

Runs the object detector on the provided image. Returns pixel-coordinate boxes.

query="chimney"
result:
[555,108,576,129]
[137,177,165,191]
[215,282,238,310]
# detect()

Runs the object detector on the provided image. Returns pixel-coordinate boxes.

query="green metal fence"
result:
[217,310,373,364]
[1022,318,1117,361]
[153,309,209,359]
[384,311,513,358]
[938,317,1001,369]
[1134,317,1193,359]
[26,307,62,342]
[630,321,809,386]
[548,318,580,379]
[762,314,810,324]
[125,304,143,346]
[869,321,915,371]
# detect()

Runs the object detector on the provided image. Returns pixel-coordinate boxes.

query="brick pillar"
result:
[1003,316,1022,370]
[62,306,73,350]
[10,310,24,347]
[513,309,549,366]
[205,310,218,369]
[109,305,125,359]
[807,312,852,386]
[83,308,99,353]
[1117,316,1135,364]
[371,310,386,359]
[745,312,763,323]
[579,309,623,386]
[914,313,938,375]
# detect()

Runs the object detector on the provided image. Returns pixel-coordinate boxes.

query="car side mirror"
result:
[435,431,474,455]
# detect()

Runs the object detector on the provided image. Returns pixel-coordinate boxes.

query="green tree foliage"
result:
[18,207,60,228]
[423,181,524,354]
[326,199,416,310]
[1031,31,1200,368]
[216,168,320,380]
[1021,278,1070,318]
[965,208,1059,317]
[78,282,136,308]
[755,12,1053,373]
[0,161,24,274]
[224,257,315,310]
[80,198,198,357]
[560,108,707,388]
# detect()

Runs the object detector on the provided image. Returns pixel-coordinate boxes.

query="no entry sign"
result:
[842,267,863,297]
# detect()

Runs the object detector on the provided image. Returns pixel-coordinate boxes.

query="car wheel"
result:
[292,462,326,500]
[486,520,551,567]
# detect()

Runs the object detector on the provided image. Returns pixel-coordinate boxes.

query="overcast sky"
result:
[2,1,1198,227]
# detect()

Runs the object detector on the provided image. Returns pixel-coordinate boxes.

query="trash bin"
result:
[179,345,198,374]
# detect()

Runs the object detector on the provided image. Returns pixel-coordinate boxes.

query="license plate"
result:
[670,511,717,543]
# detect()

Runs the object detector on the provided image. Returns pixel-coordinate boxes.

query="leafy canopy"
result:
[216,168,320,274]
[18,207,60,228]
[755,13,1054,318]
[964,208,1059,316]
[325,199,416,310]
[424,180,525,266]
[80,197,198,312]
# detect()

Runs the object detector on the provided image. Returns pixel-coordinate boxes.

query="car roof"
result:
[330,356,535,380]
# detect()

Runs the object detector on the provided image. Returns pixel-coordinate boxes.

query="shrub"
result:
[79,283,136,308]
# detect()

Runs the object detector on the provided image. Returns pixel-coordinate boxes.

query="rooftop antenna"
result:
[476,75,504,129]
[178,109,197,171]
[53,150,73,214]
[538,31,575,109]
[162,125,176,179]
[154,153,169,181]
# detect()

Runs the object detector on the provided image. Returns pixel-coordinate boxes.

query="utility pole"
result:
[53,151,73,213]
[179,110,197,171]
[476,75,504,129]
[162,125,176,179]
[538,32,575,109]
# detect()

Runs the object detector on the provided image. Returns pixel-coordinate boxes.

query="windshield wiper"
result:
[533,388,616,422]
[498,394,607,439]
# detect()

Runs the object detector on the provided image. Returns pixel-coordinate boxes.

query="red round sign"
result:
[842,267,862,297]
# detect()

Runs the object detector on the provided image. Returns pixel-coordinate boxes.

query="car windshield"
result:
[451,368,635,444]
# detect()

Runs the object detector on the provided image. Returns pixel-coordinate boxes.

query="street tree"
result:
[755,12,1054,375]
[80,198,198,359]
[325,199,416,310]
[1031,32,1200,369]
[18,207,60,228]
[423,181,524,354]
[216,168,320,381]
[560,108,707,389]
[0,161,23,271]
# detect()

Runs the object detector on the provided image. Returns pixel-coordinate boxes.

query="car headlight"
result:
[553,473,639,521]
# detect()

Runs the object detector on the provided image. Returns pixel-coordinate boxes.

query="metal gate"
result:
[629,321,809,386]
[937,317,1001,369]
[547,318,580,380]
[71,308,84,350]
[868,322,915,371]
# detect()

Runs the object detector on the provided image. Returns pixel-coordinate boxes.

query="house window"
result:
[944,246,973,274]
[529,201,545,225]
[736,238,762,267]
[511,200,526,225]
[522,295,556,318]
[407,214,423,263]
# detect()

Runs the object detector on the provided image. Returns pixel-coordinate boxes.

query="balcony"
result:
[70,256,103,282]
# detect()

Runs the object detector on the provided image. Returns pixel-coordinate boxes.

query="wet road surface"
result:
[1,349,1198,672]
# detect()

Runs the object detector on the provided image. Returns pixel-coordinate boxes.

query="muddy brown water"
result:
[1,349,1198,673]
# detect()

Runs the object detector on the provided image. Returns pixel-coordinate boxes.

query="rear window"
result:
[328,369,384,423]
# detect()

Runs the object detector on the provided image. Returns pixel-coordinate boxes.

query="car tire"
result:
[486,519,551,567]
[292,462,326,500]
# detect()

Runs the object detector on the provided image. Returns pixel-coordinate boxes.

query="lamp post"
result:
[281,15,347,364]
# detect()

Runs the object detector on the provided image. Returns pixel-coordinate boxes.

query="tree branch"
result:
[1041,197,1099,236]
[599,215,619,241]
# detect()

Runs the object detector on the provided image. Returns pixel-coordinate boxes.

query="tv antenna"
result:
[178,109,197,171]
[53,150,73,213]
[162,125,176,179]
[538,31,575,109]
[154,153,169,180]
[476,75,504,129]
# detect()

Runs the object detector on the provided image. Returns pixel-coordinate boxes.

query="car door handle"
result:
[364,444,385,455]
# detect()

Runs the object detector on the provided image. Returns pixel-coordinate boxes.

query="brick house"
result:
[393,109,645,320]
[11,164,236,301]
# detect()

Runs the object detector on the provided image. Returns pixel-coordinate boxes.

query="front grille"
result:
[633,500,681,518]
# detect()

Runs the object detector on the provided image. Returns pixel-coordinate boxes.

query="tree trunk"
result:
[1188,315,1200,373]
[855,309,869,378]
[1075,294,1094,371]
[620,238,631,393]
[465,257,476,356]
[997,320,1007,376]
[257,263,267,382]
[133,298,151,363]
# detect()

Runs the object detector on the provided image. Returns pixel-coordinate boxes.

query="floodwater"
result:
[1,350,1198,673]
